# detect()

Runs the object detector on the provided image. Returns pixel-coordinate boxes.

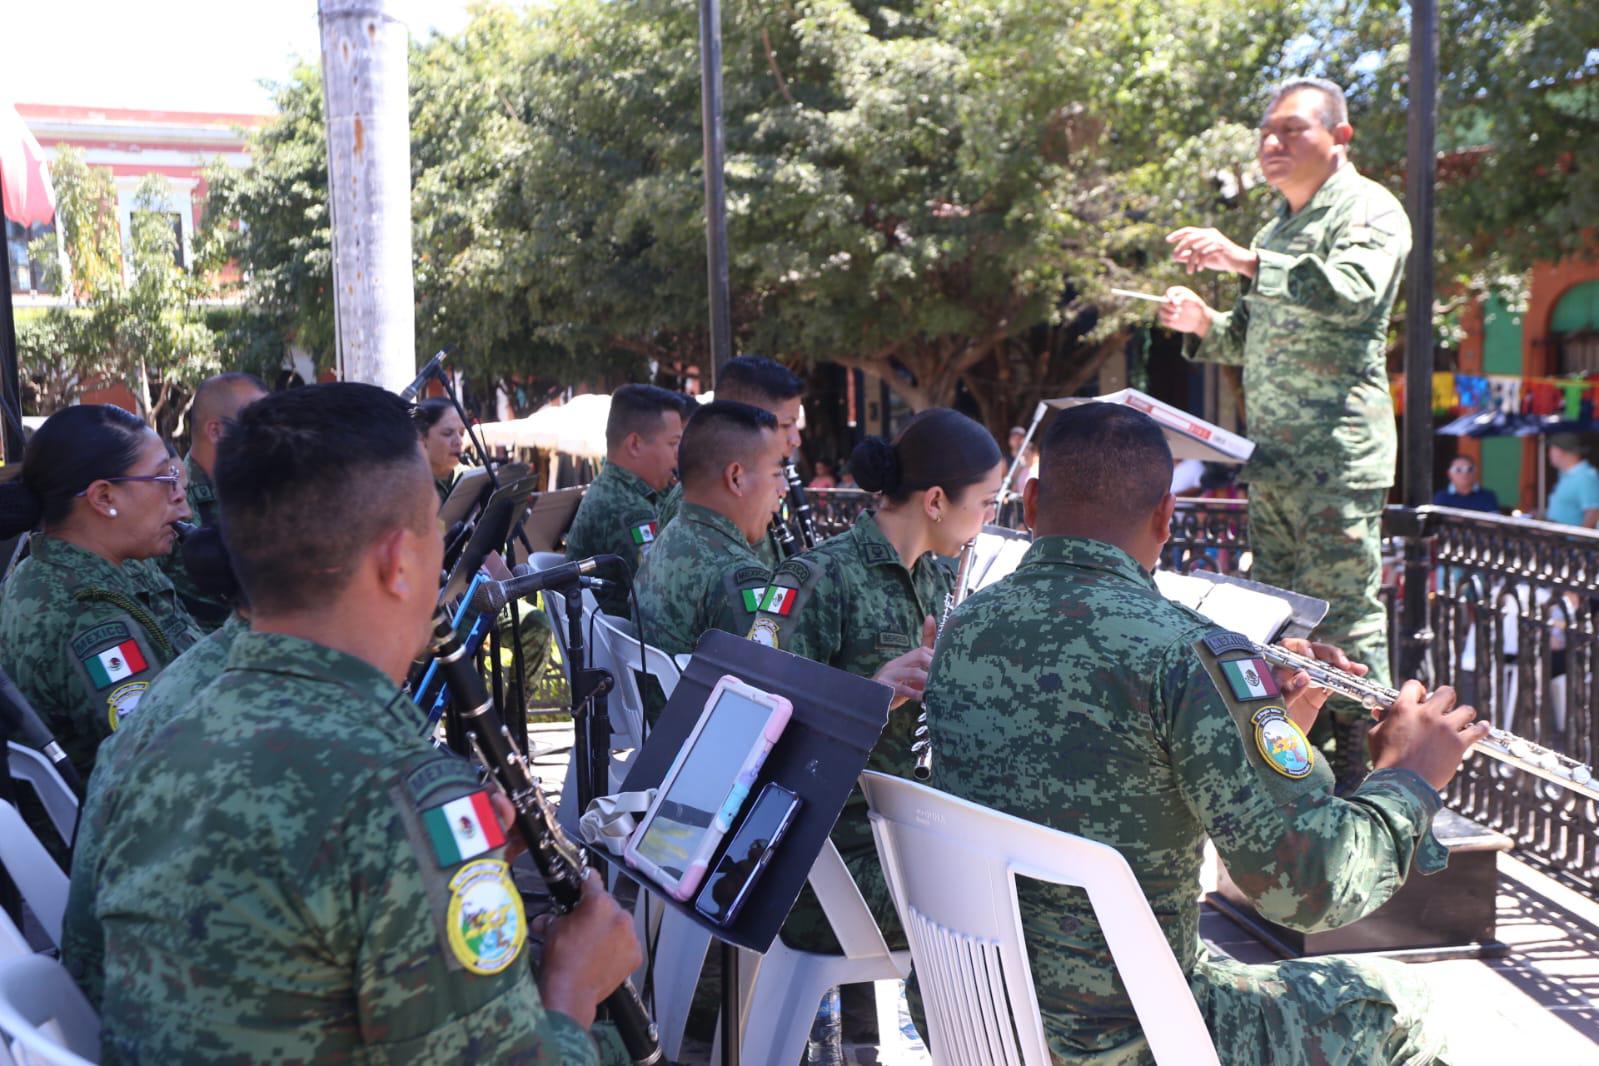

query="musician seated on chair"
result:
[564,383,685,618]
[632,401,788,723]
[925,401,1488,1065]
[656,356,807,564]
[66,383,640,1064]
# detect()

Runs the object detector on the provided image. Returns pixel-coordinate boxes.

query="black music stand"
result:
[615,629,892,1065]
[439,472,543,605]
[508,485,586,560]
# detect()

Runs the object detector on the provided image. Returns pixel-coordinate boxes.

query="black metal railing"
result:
[1419,506,1599,890]
[806,489,1599,891]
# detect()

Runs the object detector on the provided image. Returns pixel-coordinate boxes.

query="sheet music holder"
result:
[438,463,531,530]
[615,629,892,955]
[1153,569,1328,642]
[439,472,543,605]
[507,485,586,561]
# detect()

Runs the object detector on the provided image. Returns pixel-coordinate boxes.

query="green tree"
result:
[19,151,218,429]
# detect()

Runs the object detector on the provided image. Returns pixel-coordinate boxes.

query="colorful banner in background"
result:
[1391,371,1599,422]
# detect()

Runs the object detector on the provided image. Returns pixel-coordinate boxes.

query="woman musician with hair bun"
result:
[0,405,202,782]
[746,407,1004,955]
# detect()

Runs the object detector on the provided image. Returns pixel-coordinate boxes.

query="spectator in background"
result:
[1433,456,1499,514]
[808,459,838,489]
[1545,435,1599,529]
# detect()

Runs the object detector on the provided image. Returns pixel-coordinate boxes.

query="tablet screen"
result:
[632,689,774,879]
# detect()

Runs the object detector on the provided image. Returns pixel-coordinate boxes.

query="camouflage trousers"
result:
[1249,485,1392,720]
[1184,950,1450,1066]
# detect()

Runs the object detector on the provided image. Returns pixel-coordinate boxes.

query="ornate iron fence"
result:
[807,489,1598,890]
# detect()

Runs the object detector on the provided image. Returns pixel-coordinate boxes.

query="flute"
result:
[428,609,663,1064]
[1256,642,1598,801]
[912,540,980,780]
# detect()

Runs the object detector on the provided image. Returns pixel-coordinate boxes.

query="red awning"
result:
[1,101,56,227]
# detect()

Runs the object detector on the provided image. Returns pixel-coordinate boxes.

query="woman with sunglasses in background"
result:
[0,405,203,780]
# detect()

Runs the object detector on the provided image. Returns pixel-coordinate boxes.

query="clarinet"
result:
[428,610,663,1065]
[911,539,979,780]
[1256,641,1599,801]
[784,461,821,550]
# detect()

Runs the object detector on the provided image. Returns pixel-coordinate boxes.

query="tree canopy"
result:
[210,0,1597,431]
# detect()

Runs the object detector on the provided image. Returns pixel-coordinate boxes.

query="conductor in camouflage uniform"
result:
[633,402,787,714]
[1162,78,1412,745]
[564,384,684,617]
[0,405,203,782]
[658,356,806,566]
[67,383,641,1064]
[925,402,1489,1064]
[159,372,266,631]
[751,408,1004,953]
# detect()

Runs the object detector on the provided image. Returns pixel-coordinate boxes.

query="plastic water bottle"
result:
[805,986,844,1065]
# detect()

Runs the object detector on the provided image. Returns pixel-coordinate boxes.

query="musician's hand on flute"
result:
[875,615,937,710]
[533,869,644,1029]
[1165,226,1258,277]
[1272,638,1366,735]
[1158,286,1213,336]
[1368,681,1492,792]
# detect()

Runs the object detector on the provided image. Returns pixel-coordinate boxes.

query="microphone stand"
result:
[561,579,615,815]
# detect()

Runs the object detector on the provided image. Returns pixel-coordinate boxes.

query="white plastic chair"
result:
[0,805,67,949]
[6,746,77,850]
[645,838,910,1065]
[860,771,1220,1066]
[0,955,99,1065]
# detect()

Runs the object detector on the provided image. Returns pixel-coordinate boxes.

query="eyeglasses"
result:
[1449,465,1475,475]
[76,467,185,496]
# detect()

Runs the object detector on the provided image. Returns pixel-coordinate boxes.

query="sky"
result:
[2,0,492,115]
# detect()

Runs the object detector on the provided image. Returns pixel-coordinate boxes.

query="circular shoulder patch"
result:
[446,859,527,975]
[1252,707,1314,779]
[748,616,781,649]
[107,681,150,731]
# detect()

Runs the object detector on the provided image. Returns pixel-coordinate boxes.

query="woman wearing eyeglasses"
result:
[0,405,203,779]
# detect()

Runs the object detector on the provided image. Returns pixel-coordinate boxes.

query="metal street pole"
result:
[1400,0,1438,681]
[318,0,416,394]
[698,0,732,387]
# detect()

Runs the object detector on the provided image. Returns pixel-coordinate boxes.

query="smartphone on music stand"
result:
[694,782,802,926]
[624,675,793,901]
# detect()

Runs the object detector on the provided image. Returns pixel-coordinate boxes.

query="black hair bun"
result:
[849,437,901,495]
[181,525,242,603]
[0,481,42,539]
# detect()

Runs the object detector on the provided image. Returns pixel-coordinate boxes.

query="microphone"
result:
[399,347,453,403]
[468,555,621,615]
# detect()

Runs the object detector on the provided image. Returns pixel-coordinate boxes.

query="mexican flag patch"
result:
[1221,657,1279,701]
[740,587,767,613]
[423,791,506,866]
[630,522,658,546]
[83,640,147,689]
[759,586,796,616]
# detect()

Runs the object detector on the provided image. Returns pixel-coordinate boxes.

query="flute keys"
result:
[1573,765,1593,786]
[1509,739,1532,760]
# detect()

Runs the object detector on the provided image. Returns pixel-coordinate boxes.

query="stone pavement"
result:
[529,721,1599,1065]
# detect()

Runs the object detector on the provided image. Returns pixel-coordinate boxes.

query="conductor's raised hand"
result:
[533,870,643,1029]
[1159,286,1212,336]
[1368,681,1491,792]
[873,615,937,709]
[1166,226,1258,277]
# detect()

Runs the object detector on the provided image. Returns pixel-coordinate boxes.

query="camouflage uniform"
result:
[565,461,661,617]
[633,501,768,724]
[157,454,229,632]
[0,535,202,779]
[63,612,245,1009]
[71,629,601,1064]
[1185,164,1412,697]
[658,480,780,568]
[752,512,948,951]
[925,536,1450,1065]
